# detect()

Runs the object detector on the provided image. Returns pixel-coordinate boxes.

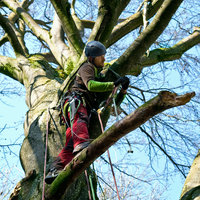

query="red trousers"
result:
[53,102,90,169]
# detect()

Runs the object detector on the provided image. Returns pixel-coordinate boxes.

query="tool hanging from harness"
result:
[60,91,84,130]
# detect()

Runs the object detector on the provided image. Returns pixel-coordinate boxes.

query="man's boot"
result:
[45,167,62,184]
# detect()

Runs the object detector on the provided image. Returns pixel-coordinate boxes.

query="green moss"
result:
[0,63,22,83]
[56,68,68,79]
[1,63,15,77]
[28,57,50,69]
[64,57,75,75]
[28,57,66,80]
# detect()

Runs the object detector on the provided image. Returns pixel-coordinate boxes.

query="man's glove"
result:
[114,76,130,90]
[121,77,129,90]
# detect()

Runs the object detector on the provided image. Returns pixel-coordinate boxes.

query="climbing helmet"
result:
[85,41,106,58]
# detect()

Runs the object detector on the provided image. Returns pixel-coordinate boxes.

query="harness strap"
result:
[61,91,83,127]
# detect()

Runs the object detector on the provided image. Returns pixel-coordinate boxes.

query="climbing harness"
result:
[60,91,92,142]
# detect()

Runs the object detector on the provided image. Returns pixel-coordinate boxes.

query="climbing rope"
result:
[97,97,121,200]
[85,169,92,200]
[42,107,50,200]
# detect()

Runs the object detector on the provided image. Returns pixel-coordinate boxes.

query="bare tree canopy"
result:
[0,0,200,199]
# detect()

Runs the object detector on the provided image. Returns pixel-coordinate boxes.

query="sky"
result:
[0,78,27,199]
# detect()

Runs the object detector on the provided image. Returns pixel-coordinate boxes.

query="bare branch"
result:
[82,19,95,29]
[88,0,130,43]
[107,0,164,47]
[31,52,58,65]
[50,0,84,57]
[139,126,186,177]
[180,150,200,200]
[0,14,25,57]
[0,0,32,53]
[50,13,71,67]
[2,0,48,42]
[71,0,84,37]
[130,29,200,75]
[0,34,9,46]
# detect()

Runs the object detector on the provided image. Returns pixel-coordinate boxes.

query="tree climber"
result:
[45,41,129,184]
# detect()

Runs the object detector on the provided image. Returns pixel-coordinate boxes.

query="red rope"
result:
[97,111,121,200]
[85,169,92,200]
[42,108,50,200]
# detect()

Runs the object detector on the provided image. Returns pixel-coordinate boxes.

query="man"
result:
[45,41,129,184]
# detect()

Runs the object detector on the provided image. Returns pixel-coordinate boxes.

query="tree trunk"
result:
[180,150,200,200]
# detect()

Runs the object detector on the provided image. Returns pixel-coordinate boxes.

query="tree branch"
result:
[50,0,84,57]
[0,34,9,46]
[71,0,84,37]
[45,91,195,200]
[139,126,186,177]
[82,20,95,29]
[130,28,200,75]
[2,0,80,68]
[49,13,71,67]
[31,52,58,65]
[0,0,33,54]
[0,14,26,57]
[0,55,23,83]
[106,0,164,47]
[88,0,130,43]
[180,150,200,200]
[2,0,48,42]
[111,0,185,77]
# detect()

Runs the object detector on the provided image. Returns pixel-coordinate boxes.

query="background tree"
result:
[0,0,200,199]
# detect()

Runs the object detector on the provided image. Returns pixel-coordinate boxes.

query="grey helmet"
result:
[85,41,106,58]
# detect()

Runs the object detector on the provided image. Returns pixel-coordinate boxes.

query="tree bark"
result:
[180,150,200,200]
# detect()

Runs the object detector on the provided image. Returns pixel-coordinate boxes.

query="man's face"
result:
[93,55,105,67]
